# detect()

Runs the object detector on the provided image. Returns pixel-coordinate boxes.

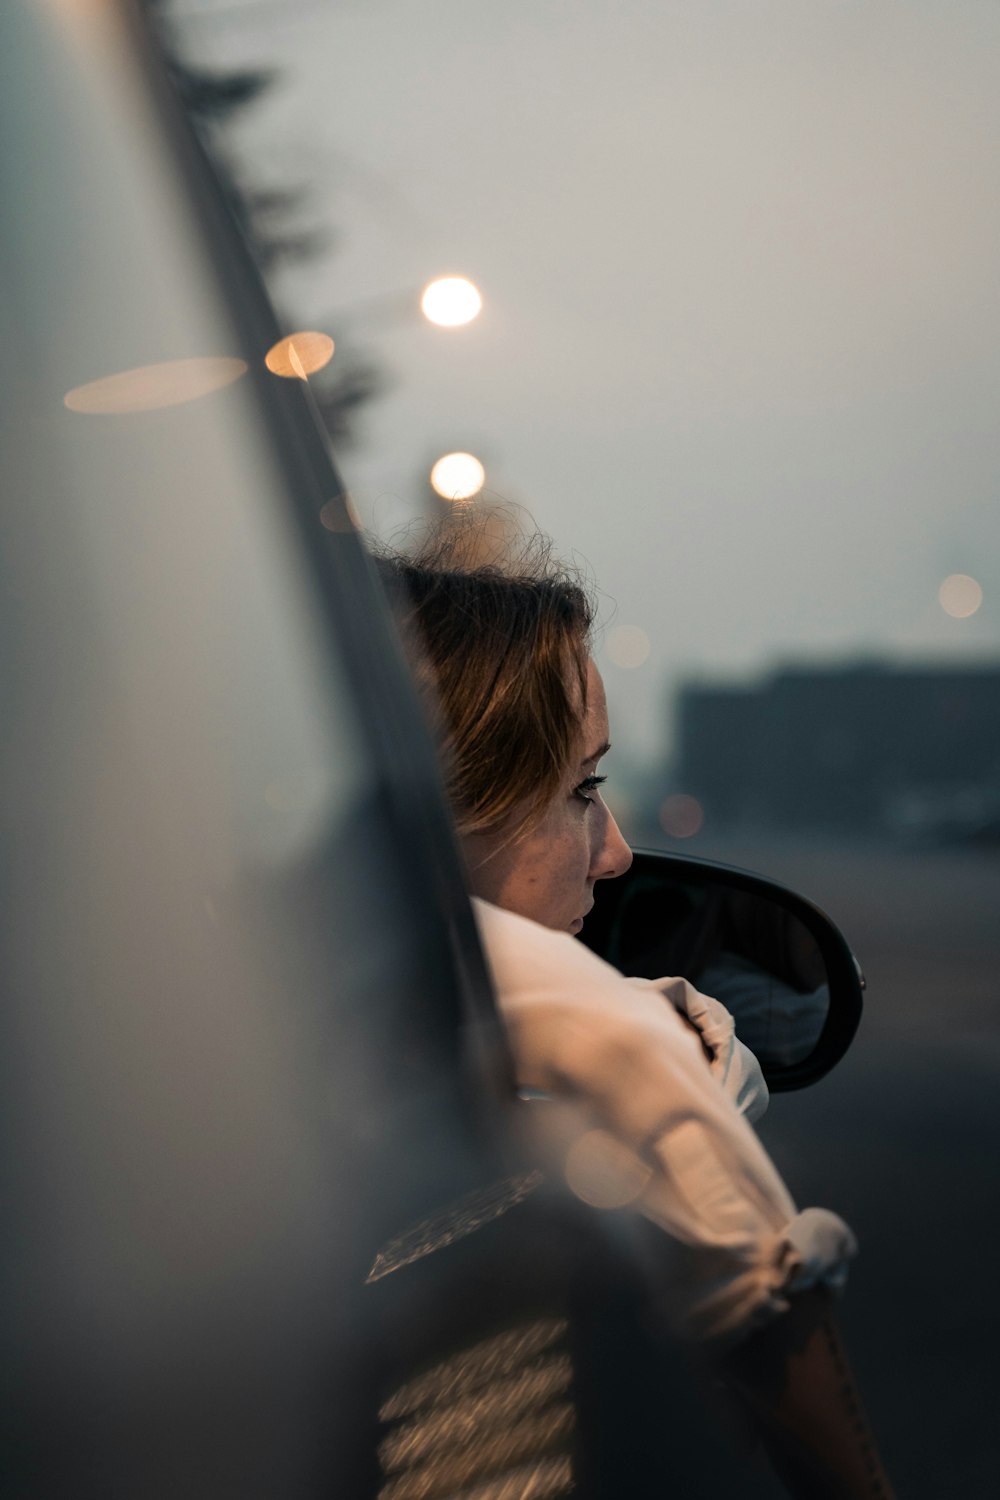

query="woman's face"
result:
[462,659,633,933]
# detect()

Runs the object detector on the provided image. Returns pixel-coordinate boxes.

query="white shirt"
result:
[473,897,856,1344]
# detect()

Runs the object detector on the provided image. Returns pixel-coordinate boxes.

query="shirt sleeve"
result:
[472,897,856,1344]
[629,972,770,1124]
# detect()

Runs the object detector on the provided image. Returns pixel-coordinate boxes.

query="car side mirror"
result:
[578,848,864,1091]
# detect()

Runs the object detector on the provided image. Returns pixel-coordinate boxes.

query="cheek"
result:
[478,804,597,929]
[508,819,583,902]
[540,817,594,893]
[519,833,575,893]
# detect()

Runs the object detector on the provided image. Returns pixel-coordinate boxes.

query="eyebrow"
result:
[580,740,611,767]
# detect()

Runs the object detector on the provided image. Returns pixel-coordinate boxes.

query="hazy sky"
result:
[186,0,1000,765]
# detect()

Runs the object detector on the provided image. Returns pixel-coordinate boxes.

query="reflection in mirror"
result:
[591,875,830,1072]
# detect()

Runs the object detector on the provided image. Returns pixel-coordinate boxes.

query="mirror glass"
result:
[585,872,830,1071]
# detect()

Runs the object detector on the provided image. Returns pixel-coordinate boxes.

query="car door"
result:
[0,4,517,1492]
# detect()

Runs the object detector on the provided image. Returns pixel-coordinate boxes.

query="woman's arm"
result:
[475,900,895,1495]
[722,1287,896,1500]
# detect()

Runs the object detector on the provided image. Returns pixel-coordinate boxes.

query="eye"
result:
[573,773,607,806]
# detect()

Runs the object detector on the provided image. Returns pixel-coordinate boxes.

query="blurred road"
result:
[682,834,1000,1498]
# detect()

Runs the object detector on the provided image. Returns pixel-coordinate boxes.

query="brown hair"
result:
[375,525,595,837]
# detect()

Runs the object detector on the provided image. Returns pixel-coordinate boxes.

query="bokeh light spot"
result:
[265,331,335,379]
[938,573,983,619]
[319,494,361,533]
[659,793,704,839]
[64,356,247,414]
[565,1130,651,1209]
[607,625,651,670]
[421,276,482,327]
[430,451,485,501]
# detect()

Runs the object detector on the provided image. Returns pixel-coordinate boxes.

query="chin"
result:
[568,917,584,935]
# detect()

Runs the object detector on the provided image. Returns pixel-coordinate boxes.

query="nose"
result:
[592,805,633,883]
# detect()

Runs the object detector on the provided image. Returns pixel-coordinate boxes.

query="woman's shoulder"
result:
[471,897,708,1015]
[470,896,630,998]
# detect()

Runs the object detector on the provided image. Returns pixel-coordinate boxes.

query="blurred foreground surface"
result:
[667,833,1000,1498]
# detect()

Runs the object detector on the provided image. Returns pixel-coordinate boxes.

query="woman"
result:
[376,524,895,1499]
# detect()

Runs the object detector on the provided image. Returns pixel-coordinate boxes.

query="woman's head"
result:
[376,524,632,932]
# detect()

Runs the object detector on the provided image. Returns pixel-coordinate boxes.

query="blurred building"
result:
[672,662,1000,840]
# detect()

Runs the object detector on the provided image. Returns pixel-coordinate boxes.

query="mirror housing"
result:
[579,848,864,1091]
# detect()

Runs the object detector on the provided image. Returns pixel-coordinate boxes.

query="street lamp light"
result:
[264,330,335,379]
[429,451,485,501]
[261,273,481,391]
[420,276,482,328]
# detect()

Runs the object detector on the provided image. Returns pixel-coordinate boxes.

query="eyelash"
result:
[573,774,607,805]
